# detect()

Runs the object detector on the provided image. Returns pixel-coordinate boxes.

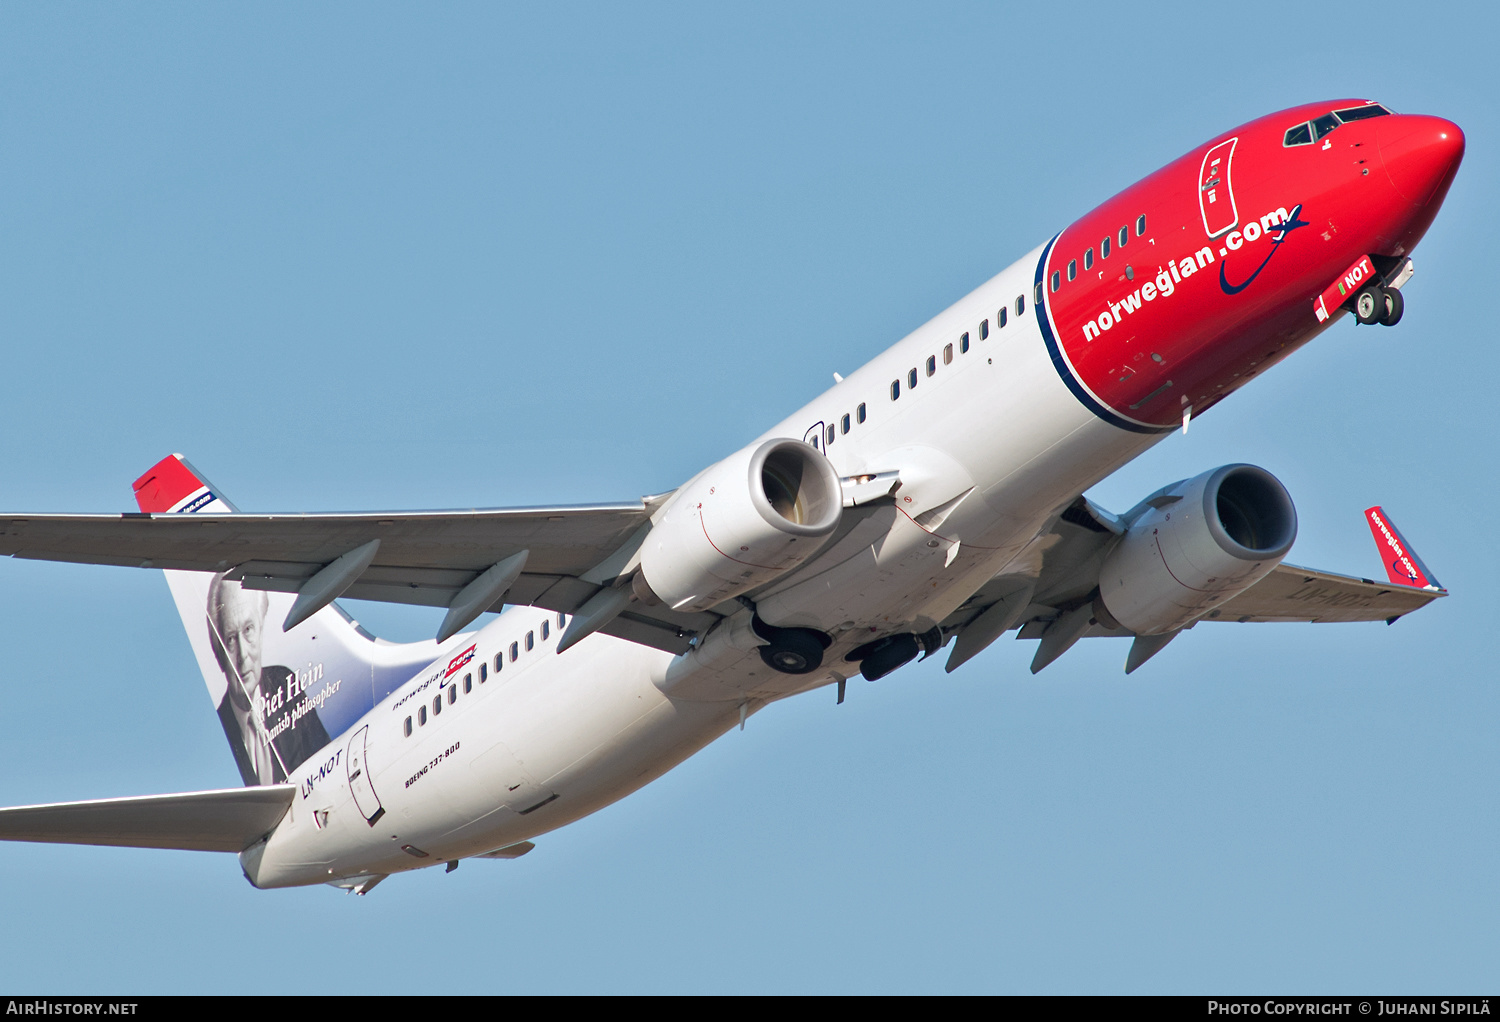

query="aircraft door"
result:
[1198,137,1240,238]
[346,725,385,826]
[802,422,826,454]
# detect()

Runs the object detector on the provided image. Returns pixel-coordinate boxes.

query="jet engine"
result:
[1097,464,1297,636]
[639,439,843,613]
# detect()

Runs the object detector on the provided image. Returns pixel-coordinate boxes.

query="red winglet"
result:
[1365,506,1443,591]
[132,454,208,513]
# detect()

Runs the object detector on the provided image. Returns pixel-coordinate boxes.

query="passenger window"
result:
[479,662,487,683]
[1016,294,1025,316]
[942,344,952,366]
[960,333,970,354]
[840,413,850,434]
[1136,214,1146,236]
[494,653,503,673]
[404,716,413,737]
[433,695,442,716]
[825,423,835,446]
[1050,271,1060,292]
[463,673,472,694]
[908,368,918,389]
[526,631,535,652]
[449,684,458,705]
[998,307,1008,328]
[541,620,550,641]
[1067,260,1077,281]
[1034,283,1043,305]
[510,641,519,662]
[418,706,427,726]
[1084,248,1093,270]
[558,612,566,628]
[857,402,866,423]
[1102,236,1111,258]
[926,356,936,376]
[1118,226,1128,247]
[979,320,988,340]
[890,380,900,400]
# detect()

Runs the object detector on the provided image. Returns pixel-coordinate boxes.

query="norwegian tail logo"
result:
[133,455,447,787]
[1364,506,1444,591]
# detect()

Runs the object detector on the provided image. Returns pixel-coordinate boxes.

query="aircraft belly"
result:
[369,637,704,864]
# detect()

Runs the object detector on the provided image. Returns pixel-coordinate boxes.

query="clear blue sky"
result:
[0,1,1493,994]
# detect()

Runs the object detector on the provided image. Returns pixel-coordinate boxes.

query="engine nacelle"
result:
[1098,464,1297,636]
[639,439,843,613]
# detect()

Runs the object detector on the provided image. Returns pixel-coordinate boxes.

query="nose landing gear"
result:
[1354,284,1404,327]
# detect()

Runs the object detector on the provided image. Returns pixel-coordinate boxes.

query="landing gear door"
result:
[346,725,385,826]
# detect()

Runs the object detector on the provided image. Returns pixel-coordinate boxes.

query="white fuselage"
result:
[248,240,1167,888]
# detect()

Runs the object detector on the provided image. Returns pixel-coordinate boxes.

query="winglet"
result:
[1365,507,1444,591]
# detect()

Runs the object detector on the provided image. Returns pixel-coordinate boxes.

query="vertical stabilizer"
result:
[133,455,450,786]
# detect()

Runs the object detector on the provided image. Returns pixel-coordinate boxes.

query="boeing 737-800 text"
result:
[0,100,1462,893]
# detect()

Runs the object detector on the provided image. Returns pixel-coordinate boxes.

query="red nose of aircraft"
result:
[1378,114,1465,208]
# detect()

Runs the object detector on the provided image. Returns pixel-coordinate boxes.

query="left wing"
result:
[0,455,713,653]
[0,504,714,651]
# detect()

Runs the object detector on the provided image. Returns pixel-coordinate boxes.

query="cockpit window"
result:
[1285,103,1391,148]
[1334,103,1391,122]
[1311,113,1342,141]
[1283,122,1312,147]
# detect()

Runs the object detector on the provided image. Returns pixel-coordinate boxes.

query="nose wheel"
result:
[1354,284,1404,327]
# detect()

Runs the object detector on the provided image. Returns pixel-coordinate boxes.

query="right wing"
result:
[1202,561,1443,624]
[938,499,1446,673]
[0,785,295,853]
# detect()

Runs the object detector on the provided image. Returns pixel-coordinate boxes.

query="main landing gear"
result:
[753,617,832,675]
[1354,283,1404,327]
[845,626,944,682]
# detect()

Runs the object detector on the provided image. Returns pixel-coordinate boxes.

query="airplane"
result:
[0,99,1462,893]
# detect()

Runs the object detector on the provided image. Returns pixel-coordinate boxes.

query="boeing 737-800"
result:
[0,100,1463,893]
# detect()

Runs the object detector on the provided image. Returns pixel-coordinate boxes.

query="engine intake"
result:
[1098,464,1297,635]
[640,439,842,613]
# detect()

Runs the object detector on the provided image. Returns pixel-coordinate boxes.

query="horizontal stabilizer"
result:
[0,784,295,852]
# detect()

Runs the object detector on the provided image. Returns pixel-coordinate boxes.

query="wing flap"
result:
[0,785,296,853]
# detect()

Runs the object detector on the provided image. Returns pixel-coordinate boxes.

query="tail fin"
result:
[1364,506,1445,592]
[134,455,448,787]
